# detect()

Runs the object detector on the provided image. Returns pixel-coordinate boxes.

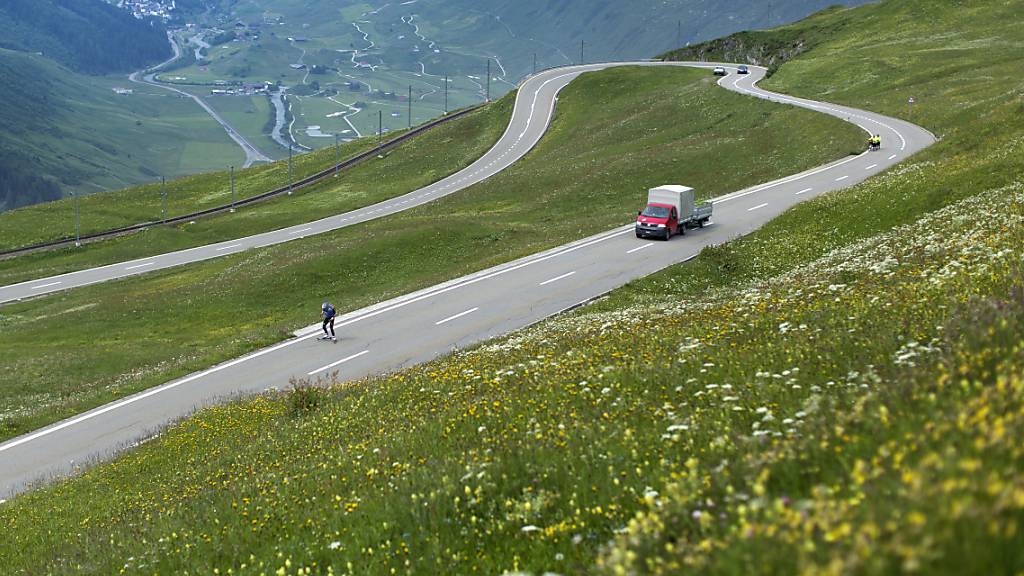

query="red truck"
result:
[635,185,713,240]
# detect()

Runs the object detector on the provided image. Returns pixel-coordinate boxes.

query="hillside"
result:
[1,0,1022,572]
[0,66,862,443]
[0,0,169,74]
[0,0,198,211]
[402,0,872,72]
[0,49,244,212]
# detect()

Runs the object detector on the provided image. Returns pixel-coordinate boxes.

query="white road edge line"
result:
[540,271,576,286]
[865,164,878,170]
[748,203,768,212]
[216,244,243,251]
[125,262,155,270]
[796,187,813,195]
[435,307,480,326]
[627,243,654,254]
[289,227,313,235]
[835,175,849,181]
[888,154,897,160]
[307,350,370,376]
[31,281,62,290]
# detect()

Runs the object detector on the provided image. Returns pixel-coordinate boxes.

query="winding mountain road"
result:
[0,63,936,496]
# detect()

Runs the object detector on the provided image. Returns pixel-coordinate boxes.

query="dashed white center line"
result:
[307,350,370,376]
[888,154,897,160]
[835,175,849,182]
[748,203,768,212]
[125,262,155,270]
[289,227,313,235]
[627,243,654,254]
[216,244,243,252]
[796,187,813,195]
[31,281,61,290]
[865,164,878,170]
[435,307,480,326]
[539,271,576,286]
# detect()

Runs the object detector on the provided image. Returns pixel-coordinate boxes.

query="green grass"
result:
[0,100,504,286]
[1,0,1021,573]
[199,92,282,160]
[0,99,490,256]
[0,49,249,206]
[0,66,862,441]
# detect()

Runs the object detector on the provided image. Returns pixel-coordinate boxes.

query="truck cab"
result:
[635,203,679,240]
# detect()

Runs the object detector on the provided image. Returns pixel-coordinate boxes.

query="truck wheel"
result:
[679,225,686,236]
[698,219,704,228]
[663,230,671,241]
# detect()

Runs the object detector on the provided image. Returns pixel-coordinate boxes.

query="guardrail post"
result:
[72,191,80,247]
[230,166,236,212]
[444,74,448,114]
[334,133,340,177]
[161,176,167,223]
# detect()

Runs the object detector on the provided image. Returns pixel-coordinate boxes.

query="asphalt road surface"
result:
[0,64,936,497]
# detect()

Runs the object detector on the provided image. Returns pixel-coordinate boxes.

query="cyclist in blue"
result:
[320,301,338,341]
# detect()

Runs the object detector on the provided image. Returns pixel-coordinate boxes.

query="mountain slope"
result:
[0,48,244,211]
[0,0,169,74]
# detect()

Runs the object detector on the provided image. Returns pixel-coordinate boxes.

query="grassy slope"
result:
[0,49,244,204]
[1,0,1022,573]
[0,66,863,441]
[0,101,502,285]
[0,114,389,252]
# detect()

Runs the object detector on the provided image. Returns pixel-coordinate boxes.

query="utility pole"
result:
[580,39,584,64]
[72,192,80,247]
[444,74,448,114]
[230,166,236,212]
[334,133,340,177]
[161,176,167,223]
[287,143,293,195]
[486,59,491,102]
[677,20,682,48]
[408,84,413,128]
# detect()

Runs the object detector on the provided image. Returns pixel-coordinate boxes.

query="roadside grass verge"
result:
[0,66,863,441]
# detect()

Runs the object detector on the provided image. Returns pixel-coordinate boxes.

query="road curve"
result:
[0,64,935,496]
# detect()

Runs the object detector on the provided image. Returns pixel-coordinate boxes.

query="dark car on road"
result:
[737,64,749,74]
